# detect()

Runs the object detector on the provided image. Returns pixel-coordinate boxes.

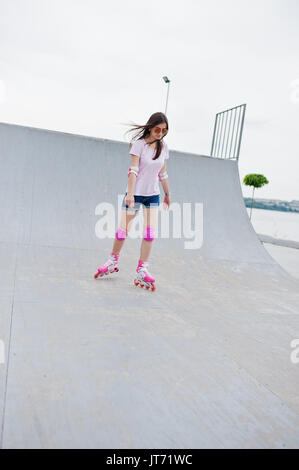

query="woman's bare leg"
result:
[111,209,137,255]
[140,206,159,262]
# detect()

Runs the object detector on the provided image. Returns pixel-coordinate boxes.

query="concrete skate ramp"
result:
[0,122,299,449]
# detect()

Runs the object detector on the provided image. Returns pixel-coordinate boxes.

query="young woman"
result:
[94,112,171,291]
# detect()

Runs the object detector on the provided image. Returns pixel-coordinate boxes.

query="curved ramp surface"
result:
[0,122,299,449]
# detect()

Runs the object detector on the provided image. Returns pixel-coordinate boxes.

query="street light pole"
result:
[162,76,171,115]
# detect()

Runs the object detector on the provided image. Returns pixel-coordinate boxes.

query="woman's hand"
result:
[163,193,171,210]
[125,193,135,208]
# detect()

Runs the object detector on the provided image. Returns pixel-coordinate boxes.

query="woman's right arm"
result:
[126,155,140,207]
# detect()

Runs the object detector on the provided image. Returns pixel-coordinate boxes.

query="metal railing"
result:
[210,104,246,161]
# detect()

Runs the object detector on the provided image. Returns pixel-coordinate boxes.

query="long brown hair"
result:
[124,112,169,160]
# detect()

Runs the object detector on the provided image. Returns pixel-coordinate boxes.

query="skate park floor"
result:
[263,242,299,280]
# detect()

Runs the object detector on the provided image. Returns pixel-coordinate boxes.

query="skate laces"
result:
[137,261,150,274]
[103,254,118,267]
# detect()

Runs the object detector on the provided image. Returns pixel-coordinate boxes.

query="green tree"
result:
[243,174,269,220]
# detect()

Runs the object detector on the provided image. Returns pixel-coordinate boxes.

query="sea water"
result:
[246,207,299,243]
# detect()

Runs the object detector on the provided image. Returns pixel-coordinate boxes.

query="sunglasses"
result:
[152,126,168,135]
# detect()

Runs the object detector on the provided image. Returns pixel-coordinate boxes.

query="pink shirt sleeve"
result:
[129,139,143,157]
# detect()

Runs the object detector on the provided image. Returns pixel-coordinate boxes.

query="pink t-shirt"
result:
[126,138,169,196]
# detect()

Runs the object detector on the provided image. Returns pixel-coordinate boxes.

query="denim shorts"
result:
[122,193,160,211]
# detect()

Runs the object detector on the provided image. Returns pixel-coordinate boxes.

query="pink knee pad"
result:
[144,226,155,241]
[116,227,127,240]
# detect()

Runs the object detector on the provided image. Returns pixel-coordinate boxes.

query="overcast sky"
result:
[0,0,298,201]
